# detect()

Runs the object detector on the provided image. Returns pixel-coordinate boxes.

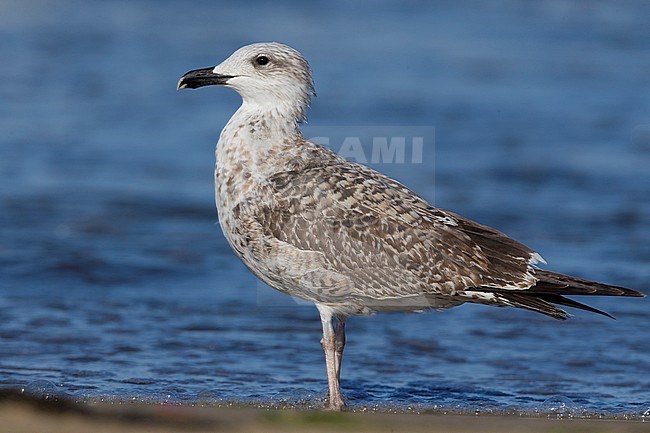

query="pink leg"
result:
[317,305,345,411]
[334,315,346,383]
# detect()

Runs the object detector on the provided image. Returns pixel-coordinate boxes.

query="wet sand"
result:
[0,391,646,433]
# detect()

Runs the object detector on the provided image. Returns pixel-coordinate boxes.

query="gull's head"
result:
[178,42,314,122]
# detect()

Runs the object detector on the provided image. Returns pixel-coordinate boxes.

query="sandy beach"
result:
[0,391,646,433]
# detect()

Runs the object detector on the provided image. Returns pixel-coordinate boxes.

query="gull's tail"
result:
[475,270,645,320]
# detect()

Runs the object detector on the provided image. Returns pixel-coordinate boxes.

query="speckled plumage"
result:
[178,42,644,410]
[220,134,535,312]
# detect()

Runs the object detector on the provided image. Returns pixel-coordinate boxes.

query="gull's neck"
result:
[227,99,303,140]
[215,100,306,207]
[218,101,303,160]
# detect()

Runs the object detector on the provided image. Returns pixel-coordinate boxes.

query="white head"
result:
[178,42,315,122]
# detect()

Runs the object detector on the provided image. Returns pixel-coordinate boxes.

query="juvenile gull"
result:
[177,42,645,411]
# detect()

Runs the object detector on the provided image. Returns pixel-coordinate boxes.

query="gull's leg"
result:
[316,305,345,411]
[334,315,346,383]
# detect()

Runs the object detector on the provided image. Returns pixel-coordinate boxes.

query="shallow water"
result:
[1,0,649,418]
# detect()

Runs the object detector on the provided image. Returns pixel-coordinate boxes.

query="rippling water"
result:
[1,0,649,418]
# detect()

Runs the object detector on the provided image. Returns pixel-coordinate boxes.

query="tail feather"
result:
[494,292,571,320]
[474,271,644,320]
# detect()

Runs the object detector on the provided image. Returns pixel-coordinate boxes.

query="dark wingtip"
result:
[529,270,647,298]
[598,310,616,320]
[542,294,618,319]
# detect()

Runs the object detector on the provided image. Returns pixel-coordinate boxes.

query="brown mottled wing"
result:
[256,147,539,302]
[235,142,643,318]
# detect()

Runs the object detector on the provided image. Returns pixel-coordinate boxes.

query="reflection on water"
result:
[0,0,648,417]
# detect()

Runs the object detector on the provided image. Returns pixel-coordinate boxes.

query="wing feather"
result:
[255,143,539,302]
[225,141,642,317]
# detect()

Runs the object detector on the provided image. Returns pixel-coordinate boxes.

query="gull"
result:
[177,42,645,411]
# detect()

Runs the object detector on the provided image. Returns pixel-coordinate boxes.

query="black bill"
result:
[177,67,235,90]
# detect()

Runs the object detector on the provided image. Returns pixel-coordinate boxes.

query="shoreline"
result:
[0,391,647,433]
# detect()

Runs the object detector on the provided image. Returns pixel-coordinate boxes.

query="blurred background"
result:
[0,0,648,416]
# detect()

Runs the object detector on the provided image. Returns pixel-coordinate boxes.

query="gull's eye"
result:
[255,55,269,66]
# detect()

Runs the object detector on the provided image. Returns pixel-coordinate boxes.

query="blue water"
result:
[1,0,649,418]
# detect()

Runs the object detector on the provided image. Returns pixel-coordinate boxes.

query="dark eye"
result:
[255,55,269,66]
